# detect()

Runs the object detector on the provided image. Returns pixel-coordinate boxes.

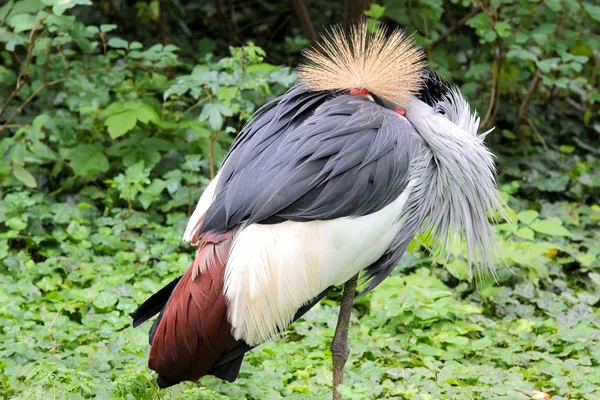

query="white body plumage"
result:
[184,169,416,345]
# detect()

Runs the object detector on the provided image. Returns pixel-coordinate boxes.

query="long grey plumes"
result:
[403,90,506,280]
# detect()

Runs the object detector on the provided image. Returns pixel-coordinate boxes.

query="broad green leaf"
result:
[105,110,137,139]
[9,142,25,165]
[135,104,159,124]
[507,47,538,62]
[6,216,27,231]
[67,221,89,241]
[69,144,109,176]
[8,13,36,33]
[12,0,42,14]
[100,24,117,32]
[93,292,118,310]
[495,21,511,38]
[559,146,575,154]
[0,1,14,22]
[532,32,548,45]
[546,0,562,11]
[517,210,539,225]
[107,37,128,49]
[516,227,535,241]
[216,86,237,102]
[42,0,92,15]
[0,239,8,260]
[32,114,51,128]
[364,4,385,19]
[577,253,596,268]
[530,219,571,237]
[583,2,600,22]
[536,58,559,73]
[12,164,37,188]
[200,103,224,131]
[445,259,470,281]
[246,63,278,73]
[214,103,232,117]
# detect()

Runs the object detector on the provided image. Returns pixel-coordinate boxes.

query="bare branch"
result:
[292,0,317,43]
[513,70,541,135]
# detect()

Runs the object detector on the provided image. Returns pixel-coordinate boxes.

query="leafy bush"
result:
[1,1,599,399]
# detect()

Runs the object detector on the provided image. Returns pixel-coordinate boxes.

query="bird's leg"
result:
[331,274,358,400]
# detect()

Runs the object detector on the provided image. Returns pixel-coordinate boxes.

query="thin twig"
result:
[292,0,317,43]
[430,7,481,50]
[0,77,66,131]
[209,130,215,179]
[513,70,541,135]
[526,117,548,151]
[183,97,209,115]
[0,68,107,134]
[481,51,501,128]
[0,20,42,121]
[100,32,107,55]
[57,45,70,71]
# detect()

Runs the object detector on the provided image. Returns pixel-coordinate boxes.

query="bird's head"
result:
[297,23,425,113]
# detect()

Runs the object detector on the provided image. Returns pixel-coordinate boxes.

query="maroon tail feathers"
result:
[148,227,243,385]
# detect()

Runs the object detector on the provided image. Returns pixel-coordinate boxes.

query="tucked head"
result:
[297,23,425,108]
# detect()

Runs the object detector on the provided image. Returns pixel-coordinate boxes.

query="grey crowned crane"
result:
[133,24,505,397]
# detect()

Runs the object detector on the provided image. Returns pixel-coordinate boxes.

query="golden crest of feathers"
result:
[297,23,425,105]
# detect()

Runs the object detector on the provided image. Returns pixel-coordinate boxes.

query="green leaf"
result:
[92,292,118,310]
[135,104,159,124]
[100,24,117,32]
[446,259,470,281]
[584,110,592,127]
[42,0,92,15]
[216,86,237,103]
[577,253,596,268]
[0,1,14,22]
[105,110,137,139]
[69,144,109,176]
[8,13,36,33]
[107,37,128,49]
[0,239,8,260]
[507,47,538,62]
[559,145,575,154]
[530,219,571,237]
[9,142,25,165]
[213,103,232,117]
[364,4,385,19]
[517,210,539,225]
[495,22,511,38]
[200,103,224,131]
[546,0,562,11]
[12,164,37,188]
[516,227,535,241]
[583,2,600,22]
[67,221,89,241]
[6,216,27,231]
[536,58,559,73]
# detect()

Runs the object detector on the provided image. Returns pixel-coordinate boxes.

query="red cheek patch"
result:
[394,108,406,116]
[350,89,369,96]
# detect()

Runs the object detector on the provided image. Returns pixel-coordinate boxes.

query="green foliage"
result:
[1,1,599,399]
[380,0,599,144]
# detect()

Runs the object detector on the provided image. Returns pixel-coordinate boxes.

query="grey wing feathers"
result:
[200,86,424,236]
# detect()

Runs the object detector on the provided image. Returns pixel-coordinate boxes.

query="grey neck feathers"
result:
[404,96,505,280]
